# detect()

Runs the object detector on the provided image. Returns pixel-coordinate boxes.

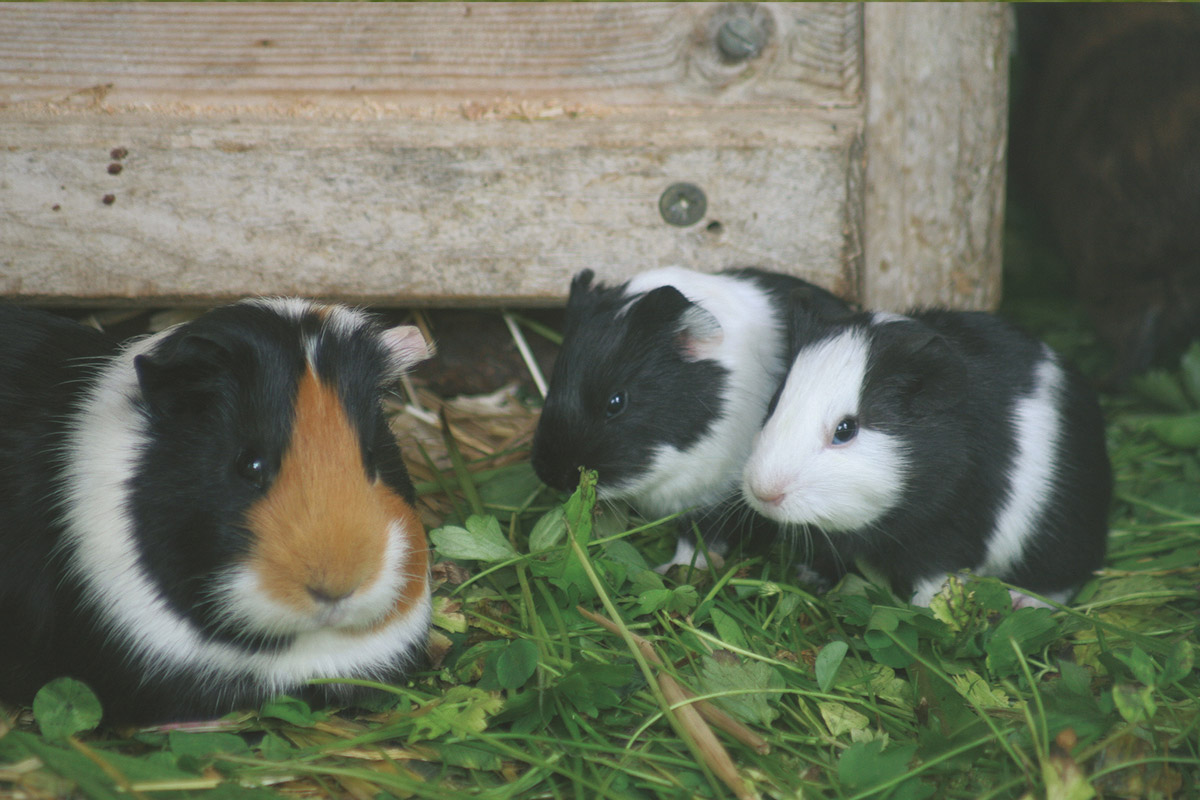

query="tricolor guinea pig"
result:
[0,299,433,722]
[742,305,1112,606]
[531,266,849,567]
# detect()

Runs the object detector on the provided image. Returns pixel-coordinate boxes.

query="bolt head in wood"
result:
[717,16,766,62]
[659,183,707,227]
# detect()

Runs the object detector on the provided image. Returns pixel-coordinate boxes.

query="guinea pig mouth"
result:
[210,538,414,639]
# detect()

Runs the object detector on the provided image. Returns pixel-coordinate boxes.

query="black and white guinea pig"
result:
[531,266,849,565]
[742,305,1112,607]
[0,299,434,723]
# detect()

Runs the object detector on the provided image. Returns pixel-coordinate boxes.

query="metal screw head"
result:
[659,183,707,227]
[717,16,766,62]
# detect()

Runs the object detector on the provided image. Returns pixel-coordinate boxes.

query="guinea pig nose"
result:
[753,488,786,507]
[307,584,355,606]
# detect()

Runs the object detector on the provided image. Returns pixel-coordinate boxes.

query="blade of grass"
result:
[565,536,731,799]
[440,407,484,517]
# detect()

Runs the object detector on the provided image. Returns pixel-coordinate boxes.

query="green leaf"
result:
[950,669,1012,709]
[985,607,1059,676]
[555,471,598,596]
[699,656,784,726]
[818,701,870,738]
[1128,370,1193,413]
[667,584,700,615]
[1112,683,1157,725]
[710,608,748,650]
[410,686,503,742]
[555,663,633,718]
[815,641,850,692]
[868,607,900,632]
[864,623,918,669]
[167,731,251,763]
[1161,639,1195,686]
[837,739,917,791]
[32,678,103,742]
[602,539,651,573]
[430,514,518,562]
[637,588,672,616]
[258,695,321,727]
[630,568,665,594]
[429,741,504,771]
[494,639,539,690]
[258,732,296,761]
[927,574,976,633]
[528,505,567,552]
[1058,660,1094,696]
[1140,412,1200,449]
[1114,647,1157,688]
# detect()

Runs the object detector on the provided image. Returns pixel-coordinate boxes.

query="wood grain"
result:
[0,3,861,111]
[0,3,1008,311]
[860,3,1011,311]
[1,111,860,306]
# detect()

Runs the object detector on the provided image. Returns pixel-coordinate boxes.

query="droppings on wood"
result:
[110,147,128,160]
[102,194,115,205]
[107,163,123,175]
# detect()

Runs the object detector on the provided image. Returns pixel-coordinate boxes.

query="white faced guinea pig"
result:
[0,299,434,723]
[531,267,849,567]
[743,305,1112,607]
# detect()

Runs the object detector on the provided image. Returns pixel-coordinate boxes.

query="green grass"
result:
[3,322,1199,800]
[4,207,1200,798]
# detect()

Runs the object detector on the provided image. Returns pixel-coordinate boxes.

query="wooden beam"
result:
[861,3,1011,311]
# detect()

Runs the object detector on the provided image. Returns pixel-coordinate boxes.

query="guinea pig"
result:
[742,304,1112,607]
[530,266,849,567]
[0,299,433,723]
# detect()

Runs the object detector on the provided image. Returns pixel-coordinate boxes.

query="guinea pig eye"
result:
[236,451,268,490]
[832,417,859,446]
[605,391,627,419]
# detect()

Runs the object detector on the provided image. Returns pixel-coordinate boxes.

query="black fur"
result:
[779,307,1111,599]
[531,269,729,494]
[0,303,422,722]
[0,308,117,712]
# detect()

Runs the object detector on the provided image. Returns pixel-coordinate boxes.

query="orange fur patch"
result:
[245,369,427,625]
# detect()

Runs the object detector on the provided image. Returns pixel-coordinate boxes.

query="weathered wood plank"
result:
[1,111,861,306]
[860,3,1011,311]
[0,3,861,111]
[0,3,1009,311]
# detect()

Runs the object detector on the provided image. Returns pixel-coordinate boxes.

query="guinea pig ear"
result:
[379,325,434,378]
[134,333,231,417]
[570,269,595,295]
[875,325,968,415]
[675,304,723,360]
[566,269,598,312]
[632,285,723,360]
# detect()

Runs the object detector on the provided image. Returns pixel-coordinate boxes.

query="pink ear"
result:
[380,325,434,375]
[677,306,723,361]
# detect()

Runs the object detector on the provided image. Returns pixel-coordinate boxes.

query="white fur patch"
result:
[248,298,374,372]
[977,350,1065,579]
[59,310,429,699]
[612,268,791,517]
[216,519,414,638]
[871,311,910,326]
[743,329,908,532]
